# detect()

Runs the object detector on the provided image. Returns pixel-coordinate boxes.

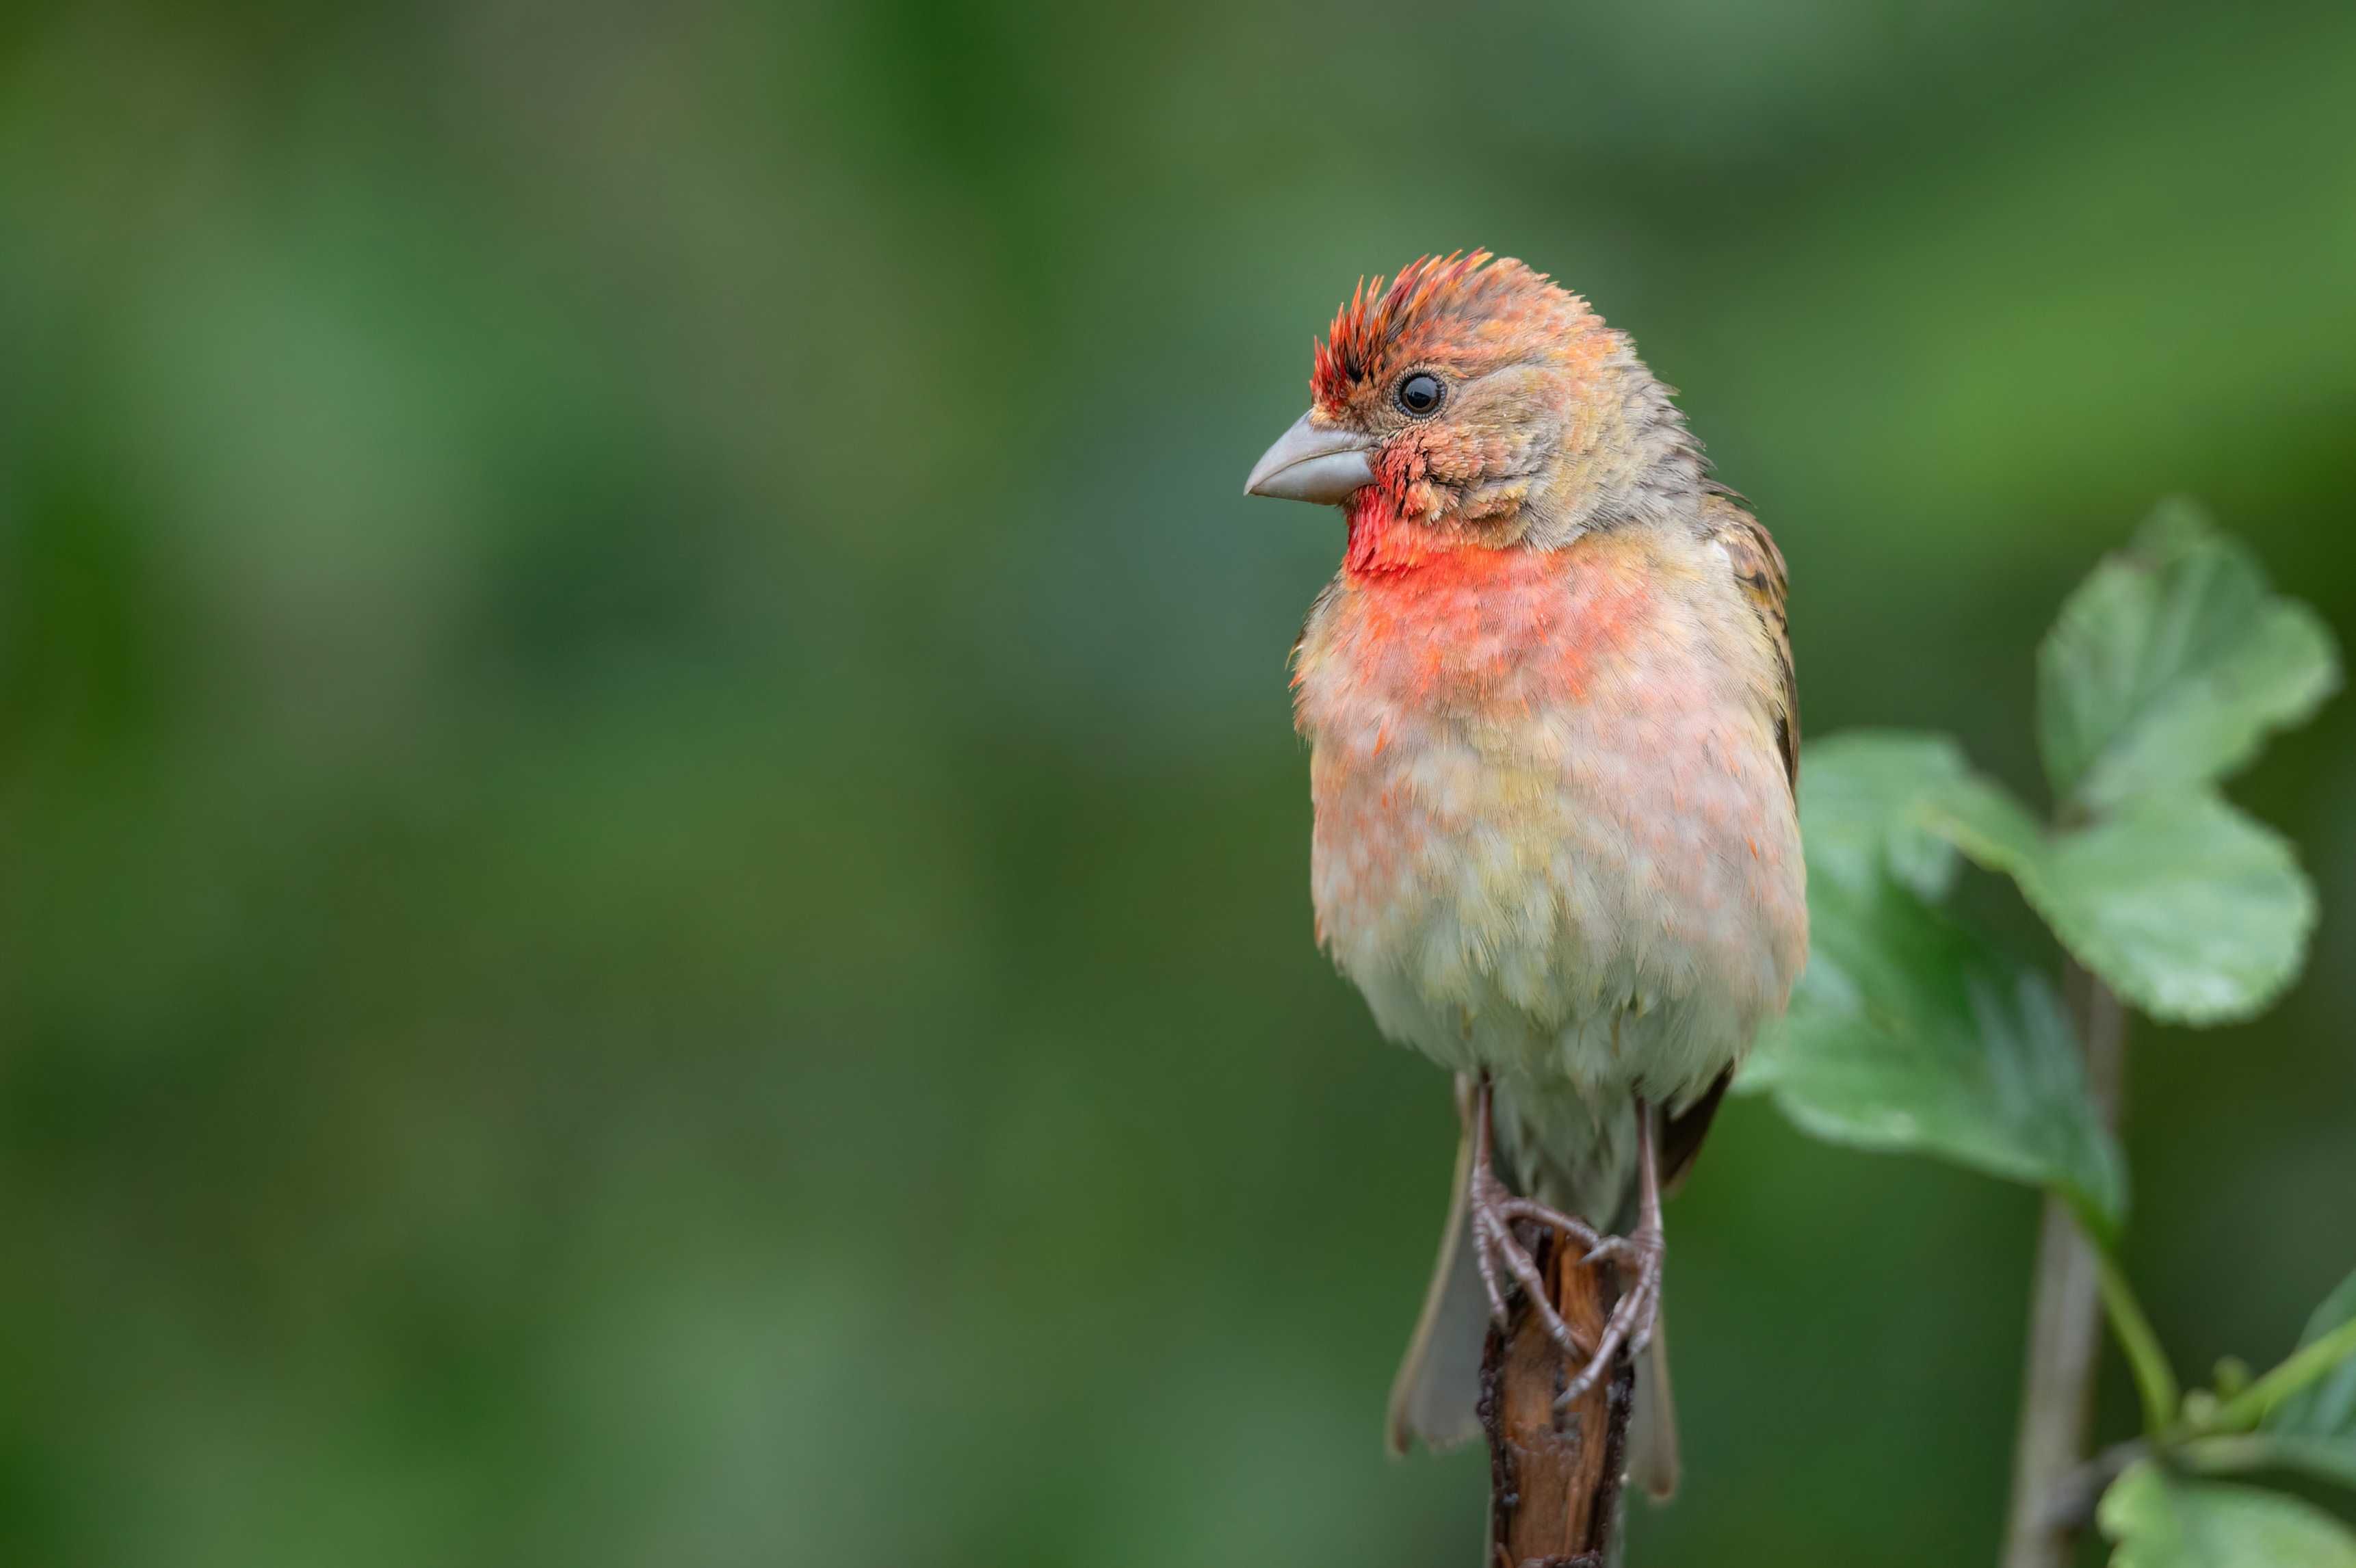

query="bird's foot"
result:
[1560,1222,1663,1407]
[1463,1076,1665,1409]
[1465,1165,1606,1365]
[1466,1166,1664,1409]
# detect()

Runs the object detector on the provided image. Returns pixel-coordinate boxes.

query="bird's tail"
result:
[1385,1085,1679,1500]
[1385,1089,1489,1454]
[1629,1317,1679,1500]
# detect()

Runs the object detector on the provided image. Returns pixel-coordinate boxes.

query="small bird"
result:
[1245,252,1807,1497]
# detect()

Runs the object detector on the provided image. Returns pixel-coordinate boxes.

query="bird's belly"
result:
[1303,653,1803,1110]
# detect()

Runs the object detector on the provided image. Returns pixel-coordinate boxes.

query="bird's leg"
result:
[1558,1098,1667,1407]
[1464,1075,1614,1368]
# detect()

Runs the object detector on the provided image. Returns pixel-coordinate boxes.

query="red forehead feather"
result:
[1310,250,1541,405]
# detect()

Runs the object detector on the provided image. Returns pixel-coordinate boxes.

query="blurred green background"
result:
[3,1,2354,1563]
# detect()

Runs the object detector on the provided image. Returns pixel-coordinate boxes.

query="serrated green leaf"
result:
[1745,734,2125,1223]
[2039,501,2340,811]
[1925,780,2316,1025]
[1740,865,2125,1231]
[1793,730,1970,899]
[1922,771,2050,870]
[2265,1268,2356,1462]
[2099,1460,2356,1567]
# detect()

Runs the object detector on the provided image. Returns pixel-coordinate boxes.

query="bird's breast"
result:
[1292,532,1805,1099]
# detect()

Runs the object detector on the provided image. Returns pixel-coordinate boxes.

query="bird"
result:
[1244,252,1807,1499]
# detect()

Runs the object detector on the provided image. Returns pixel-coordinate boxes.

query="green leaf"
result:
[1741,866,2126,1231]
[1792,730,1969,899]
[2039,499,2340,812]
[1926,779,2316,1025]
[2099,1459,2356,1567]
[2262,1267,2356,1483]
[1744,735,2125,1225]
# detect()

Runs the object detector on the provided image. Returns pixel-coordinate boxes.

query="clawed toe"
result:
[1463,1078,1671,1410]
[1556,1228,1662,1407]
[1469,1178,1589,1361]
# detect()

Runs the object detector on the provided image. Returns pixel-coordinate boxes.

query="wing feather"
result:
[1662,504,1798,1187]
[1705,504,1798,793]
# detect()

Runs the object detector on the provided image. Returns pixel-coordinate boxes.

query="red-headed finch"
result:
[1246,253,1807,1498]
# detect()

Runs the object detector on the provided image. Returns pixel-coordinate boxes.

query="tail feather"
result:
[1627,1318,1679,1499]
[1387,1084,1488,1454]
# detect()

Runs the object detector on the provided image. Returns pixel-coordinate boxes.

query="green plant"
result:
[1738,501,2355,1565]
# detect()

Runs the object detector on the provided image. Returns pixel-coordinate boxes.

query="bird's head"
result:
[1244,252,1703,568]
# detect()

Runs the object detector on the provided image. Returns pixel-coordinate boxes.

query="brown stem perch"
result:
[1481,1228,1634,1566]
[1999,972,2126,1568]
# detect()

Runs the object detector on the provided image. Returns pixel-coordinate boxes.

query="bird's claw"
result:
[1463,1078,1667,1410]
[1557,1223,1663,1407]
[1467,1166,1593,1360]
[1467,1162,1658,1398]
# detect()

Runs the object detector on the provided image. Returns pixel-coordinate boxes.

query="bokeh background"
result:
[4,1,2355,1563]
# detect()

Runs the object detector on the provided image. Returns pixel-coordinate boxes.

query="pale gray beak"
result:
[1244,411,1376,504]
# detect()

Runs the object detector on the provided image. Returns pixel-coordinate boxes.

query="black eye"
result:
[1396,373,1444,416]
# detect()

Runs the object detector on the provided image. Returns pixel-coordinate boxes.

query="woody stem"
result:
[1999,971,2128,1568]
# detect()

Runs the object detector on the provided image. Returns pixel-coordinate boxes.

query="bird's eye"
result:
[1396,373,1444,417]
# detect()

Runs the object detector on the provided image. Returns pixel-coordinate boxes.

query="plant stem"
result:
[1480,1225,1632,1563]
[2000,974,2128,1568]
[2002,1200,2108,1564]
[2205,1316,2356,1433]
[2094,1246,2178,1434]
[2033,1293,2356,1532]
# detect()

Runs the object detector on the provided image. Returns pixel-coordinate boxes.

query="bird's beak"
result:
[1244,411,1376,504]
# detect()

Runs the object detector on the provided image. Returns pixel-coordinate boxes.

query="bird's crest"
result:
[1311,250,1545,406]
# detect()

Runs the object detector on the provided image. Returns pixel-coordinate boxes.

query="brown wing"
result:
[1660,1069,1731,1193]
[1707,504,1799,794]
[1662,506,1798,1190]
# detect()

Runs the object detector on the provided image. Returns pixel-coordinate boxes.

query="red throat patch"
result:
[1344,487,1439,577]
[1305,527,1658,718]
